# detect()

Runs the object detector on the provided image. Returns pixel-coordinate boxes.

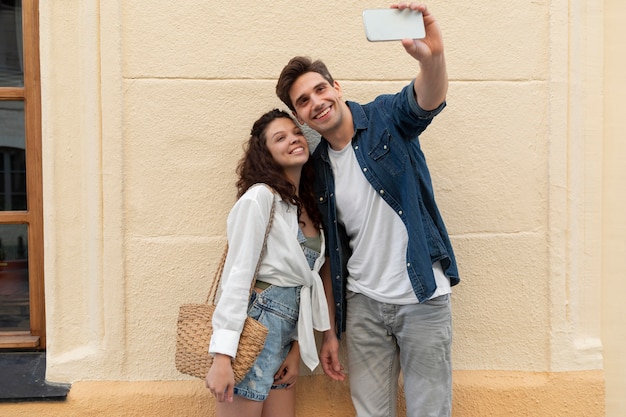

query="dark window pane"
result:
[0,224,29,331]
[0,101,24,147]
[0,0,23,87]
[11,194,25,210]
[0,100,26,211]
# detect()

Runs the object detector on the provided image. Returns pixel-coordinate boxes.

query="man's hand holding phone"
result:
[362,7,425,42]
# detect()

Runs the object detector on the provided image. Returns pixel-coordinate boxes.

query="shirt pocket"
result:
[368,129,407,177]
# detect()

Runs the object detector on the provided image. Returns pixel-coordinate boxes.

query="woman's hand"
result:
[274,341,300,389]
[320,329,345,381]
[205,353,235,402]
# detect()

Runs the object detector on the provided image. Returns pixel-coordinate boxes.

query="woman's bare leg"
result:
[261,387,296,417]
[216,395,264,417]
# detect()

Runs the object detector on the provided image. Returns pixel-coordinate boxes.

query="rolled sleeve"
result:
[209,328,241,358]
[406,80,446,120]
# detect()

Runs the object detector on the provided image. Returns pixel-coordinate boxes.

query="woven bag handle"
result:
[205,193,276,305]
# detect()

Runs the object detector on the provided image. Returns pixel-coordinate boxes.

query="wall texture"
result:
[602,0,626,416]
[12,0,622,416]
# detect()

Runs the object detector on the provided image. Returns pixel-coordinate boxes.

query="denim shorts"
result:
[233,285,301,401]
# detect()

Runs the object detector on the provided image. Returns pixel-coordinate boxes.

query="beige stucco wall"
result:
[22,0,623,415]
[602,0,626,416]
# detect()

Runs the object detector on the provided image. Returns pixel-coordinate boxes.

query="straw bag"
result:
[175,195,275,382]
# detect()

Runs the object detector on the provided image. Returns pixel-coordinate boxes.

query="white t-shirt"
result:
[328,144,450,304]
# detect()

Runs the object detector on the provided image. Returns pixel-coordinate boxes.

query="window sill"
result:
[0,332,40,349]
[0,352,70,402]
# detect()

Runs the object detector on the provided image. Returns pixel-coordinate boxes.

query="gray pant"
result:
[346,291,452,417]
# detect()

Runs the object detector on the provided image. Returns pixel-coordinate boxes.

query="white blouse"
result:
[209,184,330,371]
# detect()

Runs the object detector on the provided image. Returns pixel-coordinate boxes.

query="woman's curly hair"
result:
[236,109,322,230]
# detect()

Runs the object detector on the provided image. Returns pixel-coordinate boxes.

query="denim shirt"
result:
[312,81,460,336]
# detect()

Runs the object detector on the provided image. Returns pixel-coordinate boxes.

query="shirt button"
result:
[319,197,323,202]
[363,168,367,172]
[335,275,340,280]
[355,145,359,150]
[379,189,384,195]
[336,303,340,307]
[407,263,411,267]
[384,145,388,150]
[398,210,403,215]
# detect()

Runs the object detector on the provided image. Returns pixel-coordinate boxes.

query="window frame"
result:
[0,0,44,349]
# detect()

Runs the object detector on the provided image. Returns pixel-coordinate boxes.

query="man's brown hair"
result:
[276,56,335,111]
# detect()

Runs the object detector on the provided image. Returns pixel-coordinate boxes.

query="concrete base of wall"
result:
[0,370,604,417]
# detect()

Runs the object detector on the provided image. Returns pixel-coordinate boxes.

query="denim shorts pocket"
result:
[247,292,263,321]
[250,286,300,323]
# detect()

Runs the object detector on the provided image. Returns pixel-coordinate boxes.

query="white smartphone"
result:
[362,9,425,42]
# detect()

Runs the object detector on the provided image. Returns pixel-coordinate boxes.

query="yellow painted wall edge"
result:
[0,370,604,417]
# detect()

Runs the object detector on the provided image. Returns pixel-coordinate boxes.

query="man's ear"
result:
[334,80,343,99]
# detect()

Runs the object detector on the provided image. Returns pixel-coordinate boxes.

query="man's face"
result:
[289,72,344,136]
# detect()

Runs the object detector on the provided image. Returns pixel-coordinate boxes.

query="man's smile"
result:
[314,106,331,120]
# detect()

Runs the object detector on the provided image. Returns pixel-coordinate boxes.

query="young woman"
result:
[205,109,330,417]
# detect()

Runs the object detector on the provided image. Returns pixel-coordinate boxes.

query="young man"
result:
[276,3,459,417]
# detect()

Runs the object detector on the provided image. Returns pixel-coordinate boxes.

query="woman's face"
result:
[264,117,309,173]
